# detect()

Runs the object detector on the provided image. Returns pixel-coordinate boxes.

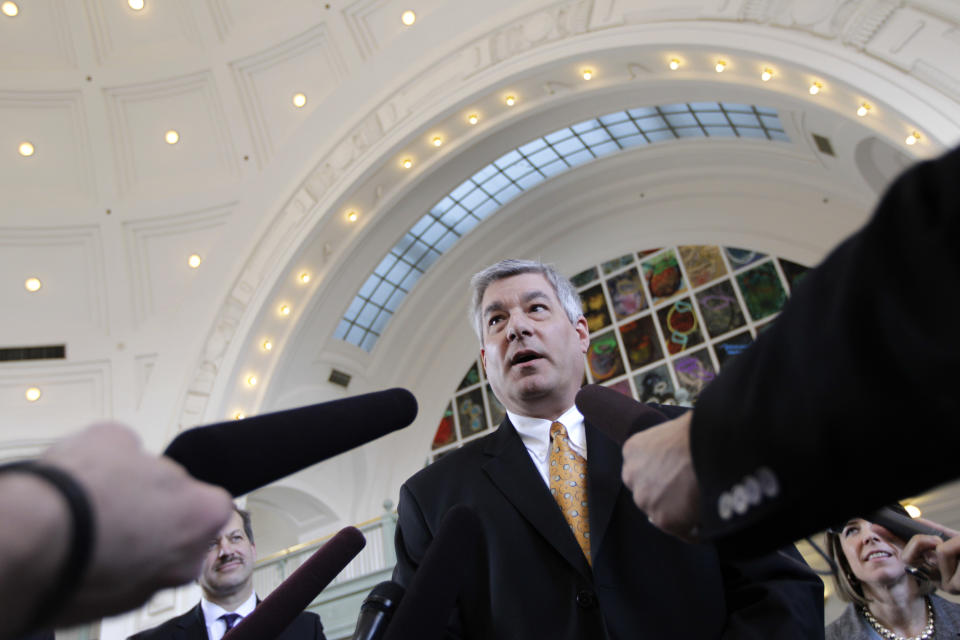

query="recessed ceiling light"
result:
[25,387,41,402]
[856,103,871,117]
[401,157,414,169]
[715,60,727,73]
[233,411,245,420]
[504,95,516,106]
[905,131,920,145]
[24,277,42,292]
[299,271,311,284]
[761,68,773,82]
[467,113,479,125]
[18,141,34,157]
[165,130,180,144]
[262,339,273,352]
[581,69,593,81]
[292,93,307,108]
[431,136,443,147]
[401,10,416,25]
[2,2,18,17]
[279,304,291,315]
[345,210,359,222]
[668,58,680,71]
[188,254,202,268]
[246,375,258,387]
[809,81,823,95]
[128,0,144,10]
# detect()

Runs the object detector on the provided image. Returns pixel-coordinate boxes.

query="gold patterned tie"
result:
[549,421,591,565]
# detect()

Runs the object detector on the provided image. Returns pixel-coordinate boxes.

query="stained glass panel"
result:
[736,262,787,321]
[607,267,647,319]
[581,284,611,333]
[634,364,677,404]
[456,388,487,439]
[642,250,687,304]
[432,402,456,450]
[673,348,717,402]
[485,385,506,428]
[570,266,599,288]
[696,280,746,337]
[657,297,703,355]
[620,315,663,370]
[679,245,727,287]
[725,247,766,270]
[714,331,753,366]
[587,330,625,383]
[458,361,481,390]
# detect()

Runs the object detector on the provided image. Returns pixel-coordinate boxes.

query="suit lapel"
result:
[482,418,592,579]
[585,420,626,558]
[176,604,209,640]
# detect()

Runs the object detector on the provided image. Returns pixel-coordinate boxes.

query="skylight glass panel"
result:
[339,102,792,351]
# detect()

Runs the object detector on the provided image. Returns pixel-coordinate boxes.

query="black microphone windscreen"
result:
[575,384,667,446]
[351,581,405,640]
[382,505,482,640]
[224,526,366,640]
[165,388,418,496]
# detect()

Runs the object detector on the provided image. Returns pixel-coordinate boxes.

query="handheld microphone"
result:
[350,581,405,640]
[382,505,483,640]
[224,526,367,640]
[165,388,418,496]
[867,507,951,542]
[575,384,669,445]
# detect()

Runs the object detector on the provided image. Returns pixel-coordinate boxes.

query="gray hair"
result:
[470,259,583,341]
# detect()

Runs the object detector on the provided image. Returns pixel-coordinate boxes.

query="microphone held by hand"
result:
[351,581,405,640]
[165,388,418,496]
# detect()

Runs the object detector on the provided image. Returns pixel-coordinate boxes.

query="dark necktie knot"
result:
[220,613,241,632]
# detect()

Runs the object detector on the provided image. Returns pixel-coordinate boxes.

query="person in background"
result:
[825,506,960,639]
[129,508,325,640]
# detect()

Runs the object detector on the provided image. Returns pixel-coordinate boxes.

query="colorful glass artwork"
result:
[601,254,634,274]
[637,248,661,260]
[581,283,612,333]
[673,348,716,403]
[635,364,677,404]
[620,315,663,370]
[656,297,703,355]
[642,250,687,303]
[570,266,599,288]
[432,402,456,449]
[607,267,647,319]
[725,247,766,270]
[714,331,753,366]
[456,388,487,439]
[485,385,506,427]
[778,258,810,292]
[587,330,625,382]
[458,361,480,390]
[678,245,727,288]
[736,261,786,321]
[605,379,632,397]
[695,280,746,337]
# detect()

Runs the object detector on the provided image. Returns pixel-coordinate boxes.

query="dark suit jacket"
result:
[394,411,823,639]
[691,145,960,558]
[127,603,325,640]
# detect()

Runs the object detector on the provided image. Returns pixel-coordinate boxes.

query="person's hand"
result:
[41,422,234,625]
[620,411,701,541]
[901,519,960,593]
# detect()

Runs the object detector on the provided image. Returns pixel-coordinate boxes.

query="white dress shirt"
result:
[507,405,587,486]
[201,591,256,640]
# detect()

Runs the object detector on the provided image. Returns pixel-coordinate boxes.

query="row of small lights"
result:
[3,0,151,17]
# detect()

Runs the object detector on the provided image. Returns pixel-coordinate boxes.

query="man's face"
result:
[480,272,588,419]
[198,511,256,601]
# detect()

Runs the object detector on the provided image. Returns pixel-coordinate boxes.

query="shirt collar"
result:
[507,405,586,461]
[201,590,257,623]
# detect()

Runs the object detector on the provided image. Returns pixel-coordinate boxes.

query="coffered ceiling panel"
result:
[0,360,111,445]
[103,71,240,197]
[206,0,319,42]
[342,0,445,59]
[231,23,347,166]
[0,0,76,71]
[0,225,108,340]
[0,91,96,205]
[122,204,235,327]
[81,0,204,67]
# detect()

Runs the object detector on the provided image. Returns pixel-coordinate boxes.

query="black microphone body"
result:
[383,505,482,640]
[224,526,367,640]
[575,384,670,446]
[867,507,951,542]
[351,581,405,640]
[165,388,417,496]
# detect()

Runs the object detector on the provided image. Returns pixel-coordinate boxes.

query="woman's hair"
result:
[826,505,936,606]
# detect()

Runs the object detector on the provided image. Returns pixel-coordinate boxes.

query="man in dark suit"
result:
[393,259,824,639]
[129,508,325,640]
[620,145,960,558]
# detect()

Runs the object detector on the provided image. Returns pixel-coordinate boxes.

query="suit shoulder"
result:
[403,429,495,489]
[126,612,191,640]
